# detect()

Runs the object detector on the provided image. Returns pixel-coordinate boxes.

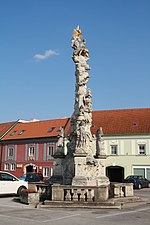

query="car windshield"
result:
[19,174,26,179]
[126,175,143,179]
[0,173,17,181]
[25,173,43,181]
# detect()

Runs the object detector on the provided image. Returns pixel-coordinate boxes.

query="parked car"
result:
[19,172,43,182]
[124,175,150,189]
[18,174,26,180]
[44,176,63,185]
[0,171,28,195]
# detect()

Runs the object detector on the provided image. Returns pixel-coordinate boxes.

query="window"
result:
[47,127,55,133]
[28,146,35,160]
[9,131,17,136]
[0,172,16,181]
[8,148,14,158]
[43,167,53,177]
[56,126,64,133]
[28,147,34,156]
[4,163,9,171]
[43,167,50,177]
[133,166,150,179]
[10,163,16,171]
[110,145,118,155]
[18,130,25,135]
[138,144,146,155]
[147,168,150,180]
[47,145,54,156]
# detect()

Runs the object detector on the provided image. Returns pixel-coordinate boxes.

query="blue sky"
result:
[0,0,150,123]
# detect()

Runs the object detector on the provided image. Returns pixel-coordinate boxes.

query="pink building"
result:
[0,118,69,178]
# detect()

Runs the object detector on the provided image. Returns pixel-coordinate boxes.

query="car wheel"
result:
[17,186,27,196]
[148,183,150,188]
[138,184,142,189]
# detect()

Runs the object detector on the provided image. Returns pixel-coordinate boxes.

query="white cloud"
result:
[34,49,59,61]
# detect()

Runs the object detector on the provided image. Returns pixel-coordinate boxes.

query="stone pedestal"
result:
[72,154,88,186]
[94,185,109,202]
[20,192,40,205]
[72,154,110,190]
[96,176,110,187]
[52,184,64,201]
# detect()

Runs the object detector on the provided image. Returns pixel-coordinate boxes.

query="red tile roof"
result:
[2,118,69,140]
[91,108,150,135]
[1,108,150,141]
[65,108,150,136]
[0,121,17,139]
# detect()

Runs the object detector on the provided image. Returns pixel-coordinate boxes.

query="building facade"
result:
[0,108,150,182]
[0,118,69,178]
[91,108,150,182]
[105,134,150,182]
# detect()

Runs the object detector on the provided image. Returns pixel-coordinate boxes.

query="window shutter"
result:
[36,144,39,161]
[4,145,7,161]
[25,144,28,161]
[43,143,47,161]
[14,145,17,161]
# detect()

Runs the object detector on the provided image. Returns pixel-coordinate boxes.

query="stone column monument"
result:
[63,27,109,188]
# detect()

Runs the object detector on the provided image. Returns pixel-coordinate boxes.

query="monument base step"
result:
[40,200,121,209]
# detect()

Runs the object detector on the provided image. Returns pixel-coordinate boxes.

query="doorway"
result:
[106,166,124,182]
[25,164,37,173]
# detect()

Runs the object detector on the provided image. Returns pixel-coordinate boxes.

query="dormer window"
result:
[48,127,55,133]
[56,126,64,132]
[10,131,17,136]
[18,130,26,135]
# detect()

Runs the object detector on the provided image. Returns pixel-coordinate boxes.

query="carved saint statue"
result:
[96,127,106,157]
[56,127,64,155]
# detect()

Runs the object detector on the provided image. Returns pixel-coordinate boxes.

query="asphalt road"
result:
[0,189,150,225]
[134,188,150,199]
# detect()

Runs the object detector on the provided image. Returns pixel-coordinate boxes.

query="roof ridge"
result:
[93,108,150,113]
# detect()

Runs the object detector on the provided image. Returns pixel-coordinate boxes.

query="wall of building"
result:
[1,140,56,178]
[104,135,150,180]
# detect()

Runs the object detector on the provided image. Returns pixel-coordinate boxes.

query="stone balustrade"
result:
[51,183,133,202]
[51,184,109,202]
[26,182,133,205]
[109,182,134,198]
[64,187,94,202]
